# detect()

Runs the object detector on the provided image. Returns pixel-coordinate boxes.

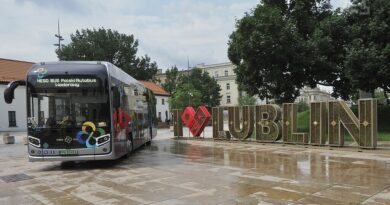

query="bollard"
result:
[3,133,15,144]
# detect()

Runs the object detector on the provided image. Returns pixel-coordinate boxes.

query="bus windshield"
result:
[28,88,110,130]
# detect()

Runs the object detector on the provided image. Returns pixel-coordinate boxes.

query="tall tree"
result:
[179,68,221,110]
[162,66,180,94]
[228,0,334,103]
[56,28,158,81]
[344,0,390,102]
[169,84,202,111]
[308,9,353,99]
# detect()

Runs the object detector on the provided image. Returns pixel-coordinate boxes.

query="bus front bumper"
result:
[28,152,116,162]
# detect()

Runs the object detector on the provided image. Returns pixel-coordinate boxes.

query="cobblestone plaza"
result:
[1,129,390,204]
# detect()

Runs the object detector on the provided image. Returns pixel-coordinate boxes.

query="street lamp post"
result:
[54,19,64,52]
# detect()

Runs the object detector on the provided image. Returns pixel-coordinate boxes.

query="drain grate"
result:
[0,173,34,183]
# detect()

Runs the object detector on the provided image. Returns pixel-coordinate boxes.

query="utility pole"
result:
[187,56,191,138]
[54,19,64,51]
[187,56,191,106]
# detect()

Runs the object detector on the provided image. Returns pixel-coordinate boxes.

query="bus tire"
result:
[146,137,152,146]
[125,134,133,158]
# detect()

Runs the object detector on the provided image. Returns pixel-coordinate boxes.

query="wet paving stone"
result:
[1,129,390,204]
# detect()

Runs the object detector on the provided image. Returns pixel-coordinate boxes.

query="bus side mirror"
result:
[4,80,26,104]
[112,86,120,108]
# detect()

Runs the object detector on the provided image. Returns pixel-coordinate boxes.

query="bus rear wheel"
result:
[146,136,152,146]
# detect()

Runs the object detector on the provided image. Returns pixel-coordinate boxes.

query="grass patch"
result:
[297,110,310,133]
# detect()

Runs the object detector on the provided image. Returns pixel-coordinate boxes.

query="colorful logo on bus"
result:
[34,67,48,79]
[76,121,110,148]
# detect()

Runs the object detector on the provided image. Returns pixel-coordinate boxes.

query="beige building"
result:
[155,62,263,106]
[295,86,334,104]
[196,62,239,106]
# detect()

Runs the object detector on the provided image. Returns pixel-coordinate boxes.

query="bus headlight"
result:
[96,134,110,146]
[28,136,41,148]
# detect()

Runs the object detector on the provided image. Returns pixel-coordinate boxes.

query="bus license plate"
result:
[59,150,78,156]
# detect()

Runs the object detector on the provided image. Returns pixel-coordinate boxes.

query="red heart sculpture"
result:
[181,106,211,137]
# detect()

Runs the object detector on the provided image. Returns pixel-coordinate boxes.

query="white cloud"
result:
[0,0,259,69]
[0,0,351,71]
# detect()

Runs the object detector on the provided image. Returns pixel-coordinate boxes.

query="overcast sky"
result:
[1,0,350,70]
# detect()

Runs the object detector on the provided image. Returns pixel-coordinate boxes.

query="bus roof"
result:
[28,61,143,88]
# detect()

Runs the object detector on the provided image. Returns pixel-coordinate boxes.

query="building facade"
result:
[196,62,239,106]
[0,58,33,132]
[155,62,264,107]
[295,86,334,104]
[155,62,335,107]
[139,81,171,122]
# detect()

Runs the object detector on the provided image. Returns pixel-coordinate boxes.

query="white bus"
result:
[4,61,157,161]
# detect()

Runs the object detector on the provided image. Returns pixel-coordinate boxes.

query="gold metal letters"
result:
[328,99,377,148]
[255,105,282,142]
[228,106,254,140]
[310,102,327,145]
[358,99,377,148]
[282,104,309,144]
[172,109,183,137]
[170,99,378,149]
[212,107,231,139]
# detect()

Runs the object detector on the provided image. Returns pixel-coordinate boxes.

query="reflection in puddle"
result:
[166,139,390,186]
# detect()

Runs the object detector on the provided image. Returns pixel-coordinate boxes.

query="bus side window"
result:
[112,86,120,109]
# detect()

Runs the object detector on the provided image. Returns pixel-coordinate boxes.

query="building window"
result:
[227,96,231,104]
[162,98,165,105]
[8,111,16,127]
[158,112,161,120]
[215,71,219,78]
[226,83,230,90]
[225,70,228,76]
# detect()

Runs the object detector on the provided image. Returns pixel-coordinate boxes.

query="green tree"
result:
[344,0,390,103]
[228,0,335,103]
[308,9,353,99]
[162,66,180,94]
[238,93,257,106]
[179,68,221,110]
[169,84,202,111]
[56,28,158,81]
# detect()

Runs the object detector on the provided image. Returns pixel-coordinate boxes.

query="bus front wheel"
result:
[125,134,133,158]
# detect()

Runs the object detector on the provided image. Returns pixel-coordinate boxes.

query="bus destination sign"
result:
[36,78,99,88]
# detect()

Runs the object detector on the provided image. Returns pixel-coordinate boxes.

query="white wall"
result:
[0,84,27,132]
[155,95,170,122]
[218,78,239,106]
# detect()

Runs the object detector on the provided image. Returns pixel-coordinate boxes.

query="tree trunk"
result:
[384,90,390,106]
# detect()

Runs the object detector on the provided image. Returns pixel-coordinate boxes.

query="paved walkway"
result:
[0,129,390,204]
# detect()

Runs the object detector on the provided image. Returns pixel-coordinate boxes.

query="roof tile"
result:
[139,80,170,96]
[0,58,34,83]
